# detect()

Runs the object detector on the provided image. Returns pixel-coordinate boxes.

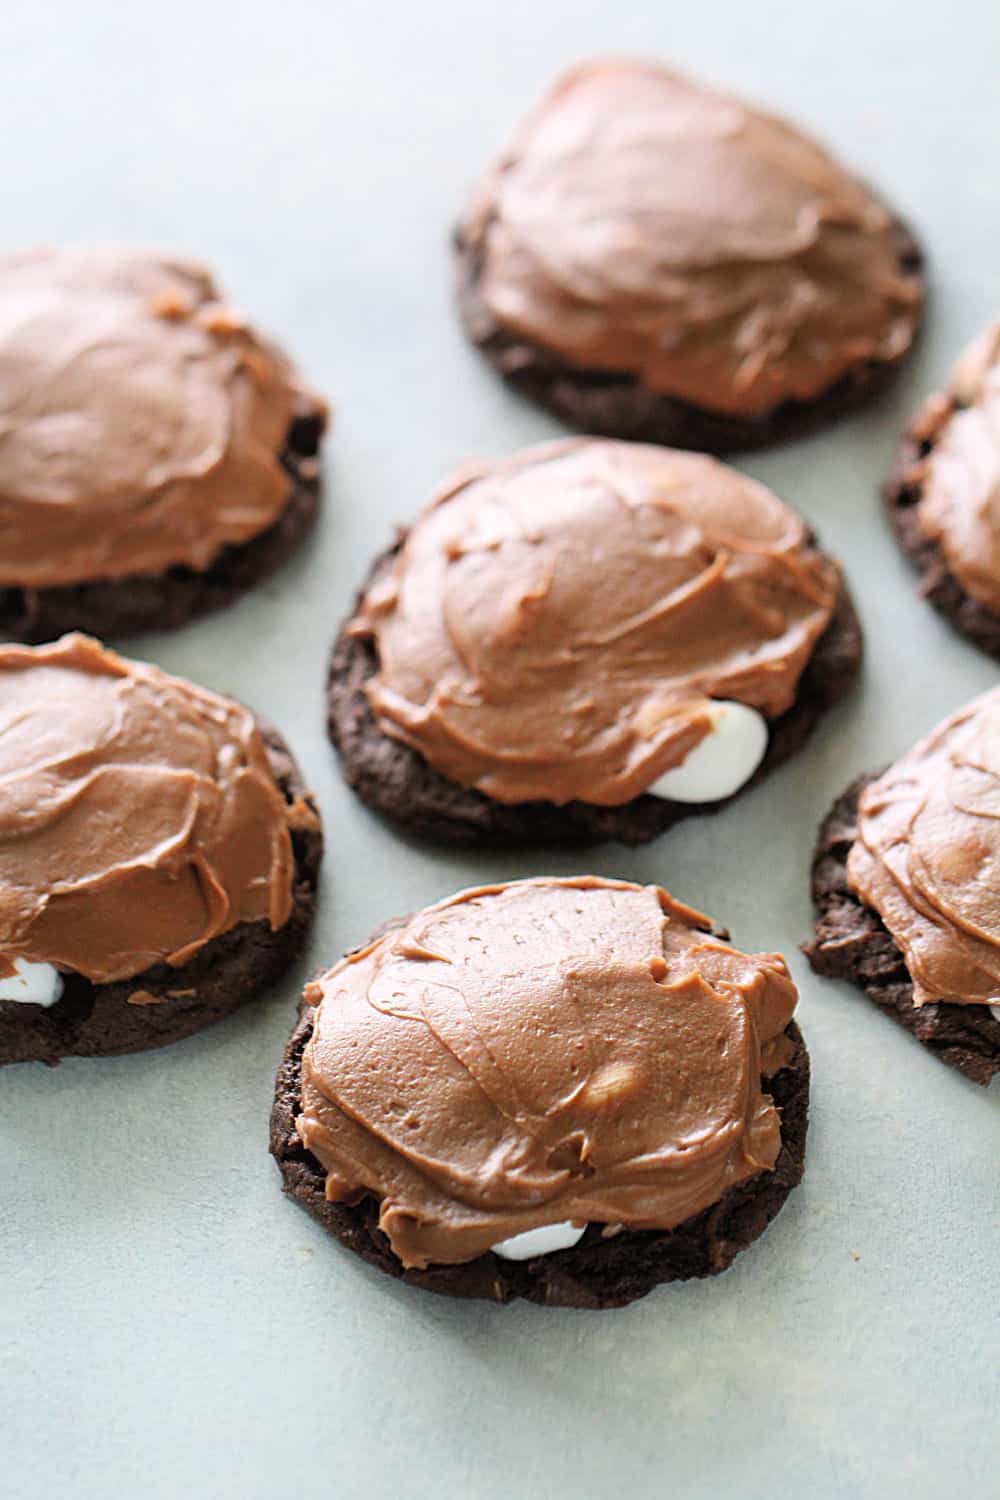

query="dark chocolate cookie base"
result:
[885,397,1000,660]
[455,221,924,454]
[0,719,324,1067]
[271,1005,808,1309]
[803,772,1000,1085]
[0,411,325,644]
[327,542,863,849]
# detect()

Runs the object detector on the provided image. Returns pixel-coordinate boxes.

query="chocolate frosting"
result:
[914,321,1000,614]
[462,61,921,417]
[296,877,798,1269]
[351,438,839,806]
[0,634,316,984]
[848,688,1000,1008]
[0,245,327,587]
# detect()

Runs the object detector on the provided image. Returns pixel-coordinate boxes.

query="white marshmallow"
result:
[989,1005,1000,1024]
[647,700,768,804]
[0,958,64,1007]
[491,1221,586,1261]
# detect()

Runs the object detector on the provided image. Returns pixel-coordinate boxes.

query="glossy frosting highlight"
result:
[914,321,1000,614]
[351,438,839,806]
[462,61,921,417]
[296,877,799,1269]
[0,244,327,586]
[0,634,311,984]
[848,688,1000,1008]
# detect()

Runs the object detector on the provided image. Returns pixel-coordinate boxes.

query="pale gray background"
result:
[2,2,998,1496]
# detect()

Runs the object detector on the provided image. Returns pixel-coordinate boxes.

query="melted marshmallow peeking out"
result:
[491,1222,587,1260]
[648,701,768,804]
[0,958,64,1007]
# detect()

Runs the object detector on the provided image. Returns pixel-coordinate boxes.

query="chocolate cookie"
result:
[0,246,327,642]
[270,879,810,1308]
[885,321,1000,659]
[456,61,924,453]
[327,441,863,848]
[804,695,1000,1086]
[0,638,324,1066]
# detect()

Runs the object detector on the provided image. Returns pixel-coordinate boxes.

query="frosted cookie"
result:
[0,635,323,1064]
[328,438,861,846]
[886,320,1000,659]
[805,689,1000,1085]
[271,877,809,1308]
[0,245,327,641]
[456,60,924,452]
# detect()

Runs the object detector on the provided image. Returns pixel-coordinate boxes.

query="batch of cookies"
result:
[3,60,997,1310]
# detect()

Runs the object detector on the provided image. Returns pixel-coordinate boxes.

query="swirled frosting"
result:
[461,60,921,417]
[914,321,1000,614]
[0,634,314,984]
[0,244,327,587]
[848,688,1000,1007]
[296,877,799,1269]
[350,438,839,806]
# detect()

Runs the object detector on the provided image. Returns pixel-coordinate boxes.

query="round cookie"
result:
[804,690,1000,1086]
[0,245,328,642]
[0,635,324,1065]
[455,60,924,453]
[885,320,1000,659]
[328,438,862,847]
[270,878,810,1308]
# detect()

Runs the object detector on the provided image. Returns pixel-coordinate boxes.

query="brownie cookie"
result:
[0,635,324,1066]
[885,320,1000,659]
[328,438,862,847]
[456,60,924,453]
[0,245,328,641]
[271,878,809,1308]
[804,691,1000,1085]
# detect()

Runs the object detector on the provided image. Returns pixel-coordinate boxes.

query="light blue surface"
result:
[1,3,998,1496]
